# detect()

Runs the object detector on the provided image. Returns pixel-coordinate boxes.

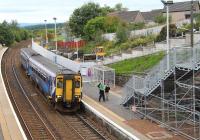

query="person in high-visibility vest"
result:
[97,82,105,102]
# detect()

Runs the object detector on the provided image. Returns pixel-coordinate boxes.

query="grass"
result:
[108,51,165,75]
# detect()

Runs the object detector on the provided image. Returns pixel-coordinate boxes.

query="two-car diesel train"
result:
[20,48,82,112]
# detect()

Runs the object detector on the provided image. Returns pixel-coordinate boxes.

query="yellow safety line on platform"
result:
[83,95,125,122]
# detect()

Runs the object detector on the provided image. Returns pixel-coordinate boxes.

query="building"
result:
[141,9,163,25]
[163,0,200,23]
[108,1,200,25]
[108,11,145,23]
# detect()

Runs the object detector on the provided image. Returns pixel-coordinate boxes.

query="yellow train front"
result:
[55,73,82,112]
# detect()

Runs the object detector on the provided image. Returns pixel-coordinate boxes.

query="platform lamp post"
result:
[53,17,57,53]
[161,0,173,70]
[53,17,57,63]
[44,20,48,46]
[74,38,81,60]
[191,0,194,48]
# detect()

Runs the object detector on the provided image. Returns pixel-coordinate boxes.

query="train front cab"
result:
[55,74,82,112]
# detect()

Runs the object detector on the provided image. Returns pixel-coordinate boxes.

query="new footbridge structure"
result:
[122,44,200,140]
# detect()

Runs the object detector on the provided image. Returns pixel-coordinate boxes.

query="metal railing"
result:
[122,44,200,103]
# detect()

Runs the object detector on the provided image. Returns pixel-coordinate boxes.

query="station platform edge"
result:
[0,47,26,140]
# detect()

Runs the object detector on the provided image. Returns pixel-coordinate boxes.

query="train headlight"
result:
[57,95,62,98]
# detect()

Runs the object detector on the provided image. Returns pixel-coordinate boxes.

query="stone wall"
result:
[115,75,131,86]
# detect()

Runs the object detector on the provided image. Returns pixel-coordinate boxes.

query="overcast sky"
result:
[0,0,194,23]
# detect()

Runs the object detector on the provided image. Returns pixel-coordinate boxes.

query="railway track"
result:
[2,48,57,139]
[58,113,110,140]
[1,43,115,140]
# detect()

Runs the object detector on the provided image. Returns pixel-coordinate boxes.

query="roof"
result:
[22,48,75,77]
[141,9,163,22]
[163,1,200,12]
[108,11,140,23]
[21,48,39,58]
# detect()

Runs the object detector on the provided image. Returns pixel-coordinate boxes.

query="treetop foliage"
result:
[0,20,30,46]
[84,16,123,40]
[68,2,127,37]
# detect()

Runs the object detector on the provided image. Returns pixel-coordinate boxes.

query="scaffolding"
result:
[122,44,200,140]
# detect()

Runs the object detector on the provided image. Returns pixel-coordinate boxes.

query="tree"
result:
[69,2,103,37]
[0,24,14,46]
[84,16,106,40]
[156,24,177,42]
[94,30,104,45]
[114,3,128,12]
[101,5,115,16]
[0,20,30,46]
[116,25,129,43]
[83,16,123,40]
[104,16,122,33]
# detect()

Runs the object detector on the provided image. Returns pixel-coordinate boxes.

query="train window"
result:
[57,79,63,88]
[75,81,80,88]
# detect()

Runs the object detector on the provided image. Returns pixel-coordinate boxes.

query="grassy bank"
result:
[108,51,165,75]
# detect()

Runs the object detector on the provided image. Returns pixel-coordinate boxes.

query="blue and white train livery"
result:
[20,48,82,112]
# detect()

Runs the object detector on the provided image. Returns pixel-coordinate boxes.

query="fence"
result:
[123,44,200,99]
[93,65,115,87]
[32,40,115,86]
[122,43,200,140]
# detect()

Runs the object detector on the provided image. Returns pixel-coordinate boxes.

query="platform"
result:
[82,82,186,140]
[0,47,26,140]
[82,82,149,140]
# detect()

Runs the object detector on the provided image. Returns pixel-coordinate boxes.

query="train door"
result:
[65,80,73,102]
[56,76,63,102]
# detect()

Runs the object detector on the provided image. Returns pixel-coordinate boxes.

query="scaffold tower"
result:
[122,44,200,140]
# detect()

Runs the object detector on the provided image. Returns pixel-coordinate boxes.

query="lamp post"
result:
[53,17,57,53]
[161,0,173,70]
[44,20,48,45]
[191,0,194,48]
[74,38,80,60]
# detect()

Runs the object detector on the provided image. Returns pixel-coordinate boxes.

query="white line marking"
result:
[0,48,27,140]
[82,100,140,140]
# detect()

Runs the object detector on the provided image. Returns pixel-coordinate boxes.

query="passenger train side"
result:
[20,48,82,112]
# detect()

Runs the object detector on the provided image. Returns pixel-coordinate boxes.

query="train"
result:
[20,48,82,112]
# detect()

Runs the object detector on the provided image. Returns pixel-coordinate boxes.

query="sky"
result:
[0,0,194,23]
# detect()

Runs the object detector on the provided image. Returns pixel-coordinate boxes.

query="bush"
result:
[156,24,177,42]
[154,14,167,24]
[128,22,145,30]
[116,25,129,43]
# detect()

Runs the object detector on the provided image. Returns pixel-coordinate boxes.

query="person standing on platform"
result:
[105,84,110,101]
[98,82,105,102]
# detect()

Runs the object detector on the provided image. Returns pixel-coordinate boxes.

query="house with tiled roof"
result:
[163,0,200,23]
[108,11,145,23]
[108,1,200,26]
[141,9,163,25]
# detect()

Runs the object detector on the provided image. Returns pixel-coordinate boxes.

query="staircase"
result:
[122,45,200,105]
